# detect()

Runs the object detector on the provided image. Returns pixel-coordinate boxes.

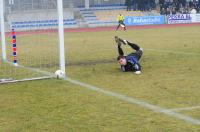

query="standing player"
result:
[116,14,126,31]
[114,36,143,74]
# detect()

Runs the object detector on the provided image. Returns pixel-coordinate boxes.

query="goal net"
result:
[0,0,67,83]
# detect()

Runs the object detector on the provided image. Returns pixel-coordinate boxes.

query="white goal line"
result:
[0,61,54,84]
[0,76,51,84]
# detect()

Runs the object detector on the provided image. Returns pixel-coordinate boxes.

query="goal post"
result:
[57,0,66,76]
[0,0,66,83]
[0,0,7,61]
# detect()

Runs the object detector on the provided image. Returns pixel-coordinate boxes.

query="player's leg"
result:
[116,21,121,30]
[121,21,126,30]
[127,41,140,51]
[135,49,143,60]
[126,41,143,59]
[124,25,126,30]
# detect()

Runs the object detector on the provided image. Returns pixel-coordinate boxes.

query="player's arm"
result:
[122,15,125,21]
[134,63,141,74]
[115,36,124,56]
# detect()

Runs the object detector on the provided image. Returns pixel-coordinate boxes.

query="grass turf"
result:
[0,25,200,131]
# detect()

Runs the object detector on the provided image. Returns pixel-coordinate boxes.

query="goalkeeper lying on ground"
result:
[115,36,143,74]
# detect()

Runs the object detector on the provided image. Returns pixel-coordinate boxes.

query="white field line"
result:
[145,49,200,56]
[65,77,200,125]
[170,106,200,112]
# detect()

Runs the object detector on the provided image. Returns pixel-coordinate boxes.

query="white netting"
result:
[0,0,63,82]
[1,0,127,82]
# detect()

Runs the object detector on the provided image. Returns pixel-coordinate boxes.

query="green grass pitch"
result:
[0,25,200,131]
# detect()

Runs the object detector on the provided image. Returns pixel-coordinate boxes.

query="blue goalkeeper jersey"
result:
[121,53,141,72]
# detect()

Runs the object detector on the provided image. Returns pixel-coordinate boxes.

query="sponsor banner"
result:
[190,14,200,22]
[125,16,165,26]
[167,14,192,24]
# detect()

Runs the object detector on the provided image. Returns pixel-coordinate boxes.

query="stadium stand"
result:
[78,6,125,27]
[78,6,160,27]
[10,19,77,30]
[3,0,199,30]
[6,5,161,30]
[7,9,78,31]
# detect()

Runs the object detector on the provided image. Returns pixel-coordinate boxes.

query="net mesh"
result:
[0,0,61,81]
[1,0,126,82]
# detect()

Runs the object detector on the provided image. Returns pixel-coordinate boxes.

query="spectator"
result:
[172,7,176,14]
[160,7,166,15]
[189,1,194,8]
[190,6,197,14]
[132,0,137,11]
[125,0,132,11]
[159,0,165,11]
[166,8,171,15]
[183,8,189,14]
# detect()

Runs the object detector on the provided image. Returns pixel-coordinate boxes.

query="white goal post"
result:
[0,0,66,84]
[57,0,66,76]
[0,0,6,61]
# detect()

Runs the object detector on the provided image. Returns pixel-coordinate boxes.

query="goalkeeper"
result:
[115,36,143,74]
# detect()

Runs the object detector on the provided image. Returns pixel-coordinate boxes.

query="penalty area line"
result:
[146,49,200,56]
[170,106,200,112]
[65,77,200,125]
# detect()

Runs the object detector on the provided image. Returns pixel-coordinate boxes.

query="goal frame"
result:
[0,0,66,84]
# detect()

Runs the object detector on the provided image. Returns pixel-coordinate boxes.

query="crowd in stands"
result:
[159,0,200,15]
[125,0,200,15]
[125,0,156,11]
